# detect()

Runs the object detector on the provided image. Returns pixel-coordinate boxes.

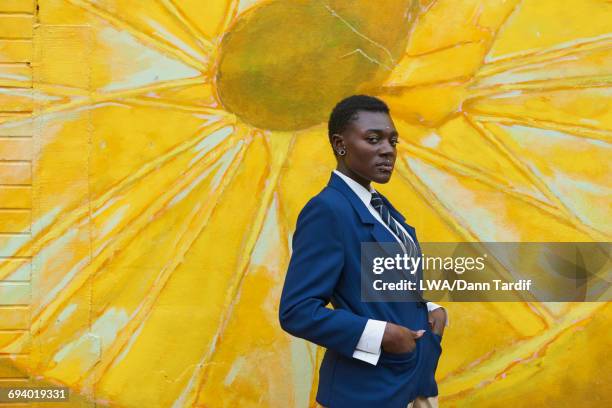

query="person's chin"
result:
[372,169,393,183]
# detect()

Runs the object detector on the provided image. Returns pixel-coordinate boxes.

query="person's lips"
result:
[376,162,394,172]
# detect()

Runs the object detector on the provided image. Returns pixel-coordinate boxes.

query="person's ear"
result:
[331,134,346,156]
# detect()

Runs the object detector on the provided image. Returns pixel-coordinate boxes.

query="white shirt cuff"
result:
[352,319,386,365]
[426,302,449,327]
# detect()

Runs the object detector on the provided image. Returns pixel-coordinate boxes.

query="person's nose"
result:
[378,139,395,157]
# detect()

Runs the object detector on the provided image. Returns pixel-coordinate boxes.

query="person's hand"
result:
[428,307,447,336]
[381,322,424,354]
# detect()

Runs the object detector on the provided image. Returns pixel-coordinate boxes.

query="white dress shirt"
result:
[332,170,448,366]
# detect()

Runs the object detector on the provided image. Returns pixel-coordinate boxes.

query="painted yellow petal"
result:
[385,41,488,87]
[384,0,522,122]
[405,0,520,56]
[403,154,594,241]
[88,104,229,196]
[440,303,609,405]
[194,196,308,407]
[161,0,274,47]
[481,123,612,236]
[142,83,219,108]
[39,121,240,315]
[0,110,237,382]
[40,127,249,387]
[35,20,202,96]
[85,131,287,407]
[170,0,239,42]
[467,88,612,141]
[434,302,542,382]
[76,0,209,63]
[475,40,612,87]
[28,102,224,230]
[398,116,550,204]
[469,40,612,139]
[487,0,612,61]
[278,124,336,227]
[39,0,208,73]
[3,119,241,358]
[382,84,467,125]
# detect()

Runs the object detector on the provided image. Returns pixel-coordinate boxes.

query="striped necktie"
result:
[370,191,417,258]
[370,191,425,302]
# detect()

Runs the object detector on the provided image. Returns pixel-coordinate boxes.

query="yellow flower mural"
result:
[0,0,610,407]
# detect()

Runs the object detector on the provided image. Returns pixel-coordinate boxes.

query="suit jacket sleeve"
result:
[279,196,369,359]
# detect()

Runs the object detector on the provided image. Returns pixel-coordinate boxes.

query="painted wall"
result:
[0,0,610,407]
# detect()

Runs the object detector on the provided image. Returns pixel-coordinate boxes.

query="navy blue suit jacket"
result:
[279,172,442,408]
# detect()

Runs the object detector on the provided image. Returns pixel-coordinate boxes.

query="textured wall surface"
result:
[0,0,610,407]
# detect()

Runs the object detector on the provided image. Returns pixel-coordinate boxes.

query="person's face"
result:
[333,110,399,186]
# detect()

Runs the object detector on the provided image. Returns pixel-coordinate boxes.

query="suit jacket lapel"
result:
[327,173,402,251]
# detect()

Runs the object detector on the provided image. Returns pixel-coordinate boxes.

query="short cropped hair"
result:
[328,95,390,148]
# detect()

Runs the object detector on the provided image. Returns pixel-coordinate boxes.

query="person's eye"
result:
[390,139,400,146]
[367,136,379,143]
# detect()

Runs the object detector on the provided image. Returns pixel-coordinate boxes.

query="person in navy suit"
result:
[279,95,448,408]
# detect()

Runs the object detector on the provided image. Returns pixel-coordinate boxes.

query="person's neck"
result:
[335,165,371,190]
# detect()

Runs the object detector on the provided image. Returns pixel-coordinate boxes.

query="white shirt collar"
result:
[332,169,377,208]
